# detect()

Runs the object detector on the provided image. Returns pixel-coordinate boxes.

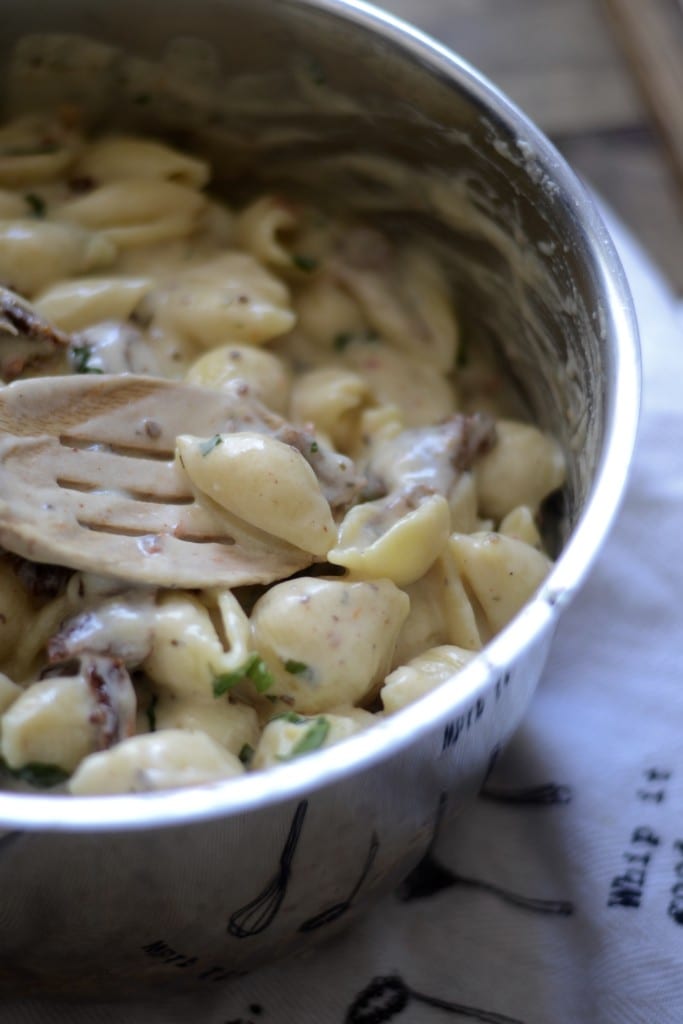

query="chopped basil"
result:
[199,434,223,457]
[292,253,318,273]
[284,659,313,681]
[309,441,319,454]
[248,655,275,693]
[238,743,254,765]
[24,192,46,217]
[2,760,69,788]
[146,694,158,733]
[272,710,307,725]
[213,653,274,697]
[212,670,242,696]
[71,344,103,374]
[279,716,330,761]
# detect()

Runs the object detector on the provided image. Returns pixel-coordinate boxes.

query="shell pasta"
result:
[0,113,565,795]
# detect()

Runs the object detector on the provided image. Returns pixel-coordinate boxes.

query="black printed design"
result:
[399,855,572,914]
[397,791,449,901]
[398,851,459,903]
[299,831,379,932]
[479,745,571,806]
[398,787,573,915]
[345,974,526,1024]
[446,872,573,916]
[228,800,308,938]
[480,783,572,806]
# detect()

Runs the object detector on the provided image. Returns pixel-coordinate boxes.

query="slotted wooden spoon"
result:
[0,374,314,587]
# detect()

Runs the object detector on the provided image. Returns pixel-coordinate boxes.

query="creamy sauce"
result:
[0,101,566,794]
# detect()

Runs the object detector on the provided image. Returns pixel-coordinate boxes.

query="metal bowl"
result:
[0,0,639,994]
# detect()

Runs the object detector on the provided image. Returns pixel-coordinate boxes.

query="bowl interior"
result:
[0,0,639,827]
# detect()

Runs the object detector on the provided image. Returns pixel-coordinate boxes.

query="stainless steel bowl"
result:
[0,0,639,994]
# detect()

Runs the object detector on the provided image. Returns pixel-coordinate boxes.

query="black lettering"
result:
[494,672,511,701]
[623,852,651,867]
[164,953,186,965]
[668,842,683,925]
[623,867,646,888]
[141,940,197,970]
[142,940,172,958]
[607,879,641,908]
[667,899,683,925]
[644,768,671,782]
[637,789,665,803]
[441,717,463,752]
[632,826,660,847]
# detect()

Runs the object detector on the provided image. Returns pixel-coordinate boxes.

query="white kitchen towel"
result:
[5,212,683,1024]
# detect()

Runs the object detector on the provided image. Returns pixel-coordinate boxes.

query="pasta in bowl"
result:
[0,0,640,992]
[0,114,566,796]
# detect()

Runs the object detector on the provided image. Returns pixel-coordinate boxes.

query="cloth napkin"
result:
[5,210,683,1024]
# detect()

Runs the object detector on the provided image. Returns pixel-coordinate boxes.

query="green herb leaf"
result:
[238,743,254,765]
[71,344,103,375]
[291,717,329,756]
[272,710,307,724]
[247,655,275,693]
[212,669,243,697]
[212,653,274,697]
[279,716,330,761]
[2,760,69,788]
[24,192,46,217]
[292,253,318,273]
[284,659,313,681]
[309,441,319,454]
[199,434,223,457]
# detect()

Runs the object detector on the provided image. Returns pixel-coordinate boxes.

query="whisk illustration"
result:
[228,800,308,938]
[299,831,379,932]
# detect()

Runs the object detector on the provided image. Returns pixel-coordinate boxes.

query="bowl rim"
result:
[0,0,640,832]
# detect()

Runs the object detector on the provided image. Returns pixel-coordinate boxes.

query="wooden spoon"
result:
[0,374,315,587]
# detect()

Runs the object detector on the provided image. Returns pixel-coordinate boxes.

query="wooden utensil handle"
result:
[603,0,683,199]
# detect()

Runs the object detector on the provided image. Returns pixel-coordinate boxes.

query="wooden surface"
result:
[381,0,683,294]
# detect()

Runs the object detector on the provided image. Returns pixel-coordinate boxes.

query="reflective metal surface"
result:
[0,0,639,992]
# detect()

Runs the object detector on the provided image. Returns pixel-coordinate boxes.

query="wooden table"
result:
[381,0,683,294]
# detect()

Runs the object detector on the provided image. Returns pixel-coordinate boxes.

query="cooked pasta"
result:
[0,112,566,795]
